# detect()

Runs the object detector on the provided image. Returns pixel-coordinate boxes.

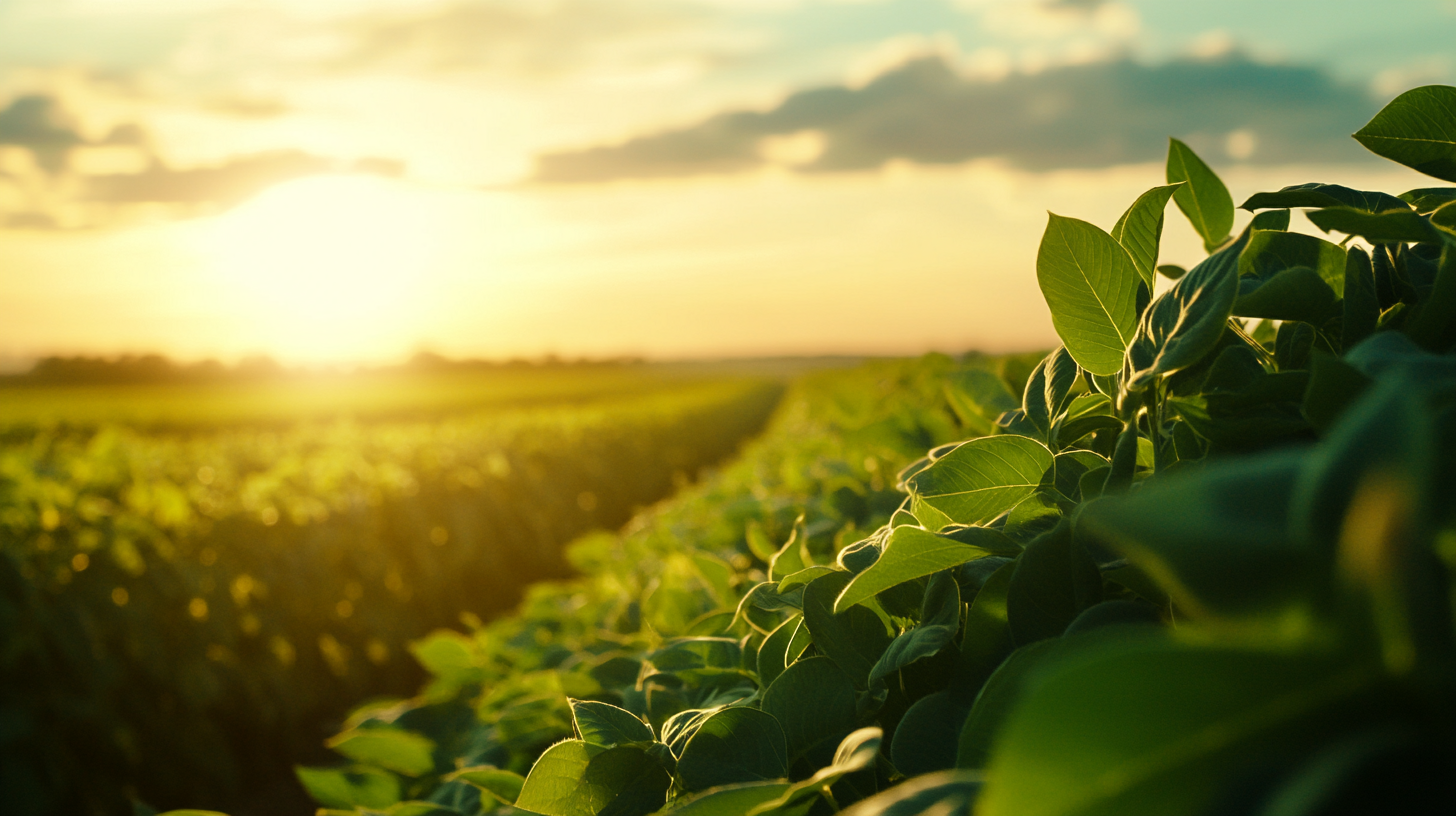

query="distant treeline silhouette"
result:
[4,351,646,385]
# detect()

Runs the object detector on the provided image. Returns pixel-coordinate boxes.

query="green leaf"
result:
[1406,242,1456,352]
[1302,351,1372,435]
[326,728,436,777]
[892,690,972,777]
[659,782,794,815]
[802,571,893,689]
[1036,213,1140,376]
[750,728,883,815]
[746,521,778,564]
[836,525,1011,613]
[1122,225,1241,390]
[444,766,526,805]
[1006,522,1100,646]
[760,657,859,764]
[769,518,811,582]
[571,700,654,747]
[949,560,1016,702]
[955,639,1063,769]
[1080,450,1314,618]
[756,615,801,689]
[1111,183,1183,288]
[1354,85,1456,182]
[945,369,1020,436]
[1342,247,1380,351]
[906,436,1055,529]
[1306,206,1439,244]
[677,707,789,792]
[1399,186,1456,213]
[868,571,961,684]
[515,741,671,816]
[1241,183,1409,214]
[839,771,982,816]
[1235,266,1339,325]
[296,765,402,810]
[1239,229,1348,299]
[978,637,1375,816]
[1166,138,1234,252]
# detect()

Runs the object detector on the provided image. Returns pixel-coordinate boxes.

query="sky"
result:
[0,0,1452,366]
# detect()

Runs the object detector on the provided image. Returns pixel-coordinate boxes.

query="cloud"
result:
[0,95,84,171]
[530,53,1382,183]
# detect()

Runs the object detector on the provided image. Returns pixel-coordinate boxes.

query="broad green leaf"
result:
[1051,449,1109,501]
[768,518,810,582]
[444,766,526,805]
[660,782,794,815]
[1122,223,1241,390]
[1306,206,1439,244]
[749,728,882,815]
[746,521,778,563]
[1302,351,1372,434]
[1036,214,1140,376]
[838,770,983,816]
[906,435,1055,529]
[515,741,670,816]
[802,571,893,688]
[868,571,961,684]
[955,639,1063,770]
[1238,229,1347,299]
[1166,138,1234,252]
[760,657,859,764]
[1006,522,1100,646]
[295,766,401,811]
[1111,183,1182,288]
[1080,451,1313,618]
[664,709,724,758]
[836,525,1010,612]
[892,691,973,777]
[949,560,1016,702]
[1235,266,1339,325]
[326,728,436,777]
[571,700,654,747]
[776,566,834,592]
[756,615,802,688]
[978,638,1375,816]
[1407,242,1456,352]
[1020,354,1052,438]
[1342,247,1379,351]
[1354,85,1456,182]
[1240,183,1409,214]
[1400,186,1456,213]
[677,707,789,792]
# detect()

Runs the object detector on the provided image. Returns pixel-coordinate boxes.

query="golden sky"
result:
[0,0,1451,365]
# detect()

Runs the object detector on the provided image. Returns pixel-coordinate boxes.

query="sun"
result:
[197,174,445,363]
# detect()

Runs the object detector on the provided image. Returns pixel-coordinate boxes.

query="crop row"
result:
[0,378,784,815]
[274,87,1456,816]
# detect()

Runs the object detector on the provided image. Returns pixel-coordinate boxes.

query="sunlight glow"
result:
[199,175,445,363]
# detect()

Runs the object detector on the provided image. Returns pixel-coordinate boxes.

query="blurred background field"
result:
[0,359,786,814]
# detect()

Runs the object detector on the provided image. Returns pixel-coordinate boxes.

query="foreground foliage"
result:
[282,85,1456,816]
[0,378,782,815]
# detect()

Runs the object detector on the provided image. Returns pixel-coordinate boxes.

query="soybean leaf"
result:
[1157,264,1187,280]
[749,728,883,815]
[1020,355,1051,438]
[296,766,402,811]
[1343,246,1380,351]
[756,615,801,689]
[1235,266,1339,325]
[891,691,972,776]
[1306,206,1439,244]
[1006,522,1101,646]
[802,571,893,688]
[769,518,811,582]
[1167,138,1234,252]
[836,525,1012,612]
[516,742,670,816]
[746,521,778,564]
[571,700,654,747]
[1122,223,1241,390]
[1354,85,1456,182]
[1239,229,1348,299]
[1079,450,1314,618]
[760,657,859,765]
[1400,186,1456,213]
[1241,183,1409,214]
[1036,214,1140,376]
[906,436,1055,529]
[659,782,793,816]
[444,766,526,806]
[955,639,1063,770]
[978,638,1373,816]
[868,571,961,684]
[677,708,789,792]
[838,770,983,816]
[1406,242,1456,352]
[949,560,1017,702]
[326,728,435,777]
[1111,183,1183,288]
